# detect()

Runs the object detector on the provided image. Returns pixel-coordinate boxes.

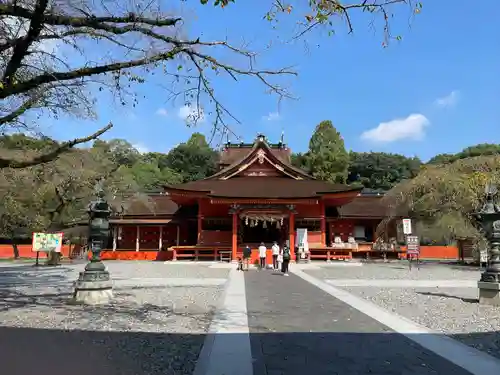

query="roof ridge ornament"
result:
[257,149,266,164]
[256,133,266,143]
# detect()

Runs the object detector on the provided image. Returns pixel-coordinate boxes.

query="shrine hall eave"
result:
[164,177,363,199]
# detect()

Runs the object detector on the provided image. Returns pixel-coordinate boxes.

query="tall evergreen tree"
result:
[165,133,219,182]
[307,120,349,183]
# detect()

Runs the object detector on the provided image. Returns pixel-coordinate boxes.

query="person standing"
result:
[243,244,251,271]
[271,241,280,270]
[281,244,291,276]
[258,242,267,269]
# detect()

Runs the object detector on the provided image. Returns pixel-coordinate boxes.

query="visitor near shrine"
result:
[258,242,267,269]
[271,241,280,270]
[281,244,291,276]
[243,244,251,271]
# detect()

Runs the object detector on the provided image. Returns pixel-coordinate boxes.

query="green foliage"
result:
[290,152,309,172]
[384,155,500,247]
[348,152,422,191]
[128,161,182,191]
[306,120,349,183]
[0,134,56,151]
[428,144,500,165]
[0,131,220,244]
[165,133,219,183]
[92,139,141,167]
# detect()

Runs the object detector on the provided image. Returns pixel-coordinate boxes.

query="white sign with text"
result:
[402,219,412,235]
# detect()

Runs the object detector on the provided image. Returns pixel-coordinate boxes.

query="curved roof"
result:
[166,177,360,199]
[165,134,362,200]
[207,136,312,180]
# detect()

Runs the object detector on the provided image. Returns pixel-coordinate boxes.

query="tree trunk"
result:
[11,241,20,259]
[46,251,61,266]
[10,237,19,259]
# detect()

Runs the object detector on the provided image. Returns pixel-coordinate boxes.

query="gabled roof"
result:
[165,134,362,200]
[208,134,312,180]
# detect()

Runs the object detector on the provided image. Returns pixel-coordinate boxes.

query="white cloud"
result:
[434,90,460,108]
[156,108,168,117]
[360,113,430,143]
[178,105,205,123]
[262,112,281,121]
[133,143,149,154]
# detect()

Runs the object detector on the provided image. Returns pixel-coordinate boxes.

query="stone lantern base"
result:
[71,261,113,305]
[477,281,500,306]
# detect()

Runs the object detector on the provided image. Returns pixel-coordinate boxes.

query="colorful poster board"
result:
[32,232,63,253]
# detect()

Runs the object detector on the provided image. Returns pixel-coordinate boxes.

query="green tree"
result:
[348,152,422,190]
[290,152,310,172]
[128,160,182,191]
[382,155,500,252]
[306,120,349,183]
[0,136,146,257]
[428,144,500,165]
[92,139,141,167]
[165,133,219,182]
[427,153,457,165]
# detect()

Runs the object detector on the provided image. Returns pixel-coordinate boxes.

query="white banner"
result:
[402,219,412,235]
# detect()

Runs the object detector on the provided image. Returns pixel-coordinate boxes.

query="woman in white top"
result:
[258,242,267,269]
[271,241,280,270]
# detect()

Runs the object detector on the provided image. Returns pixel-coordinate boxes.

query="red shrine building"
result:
[104,134,395,262]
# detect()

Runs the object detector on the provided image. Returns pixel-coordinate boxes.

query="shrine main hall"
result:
[99,133,407,262]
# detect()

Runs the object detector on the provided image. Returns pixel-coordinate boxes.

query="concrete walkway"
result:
[195,268,500,375]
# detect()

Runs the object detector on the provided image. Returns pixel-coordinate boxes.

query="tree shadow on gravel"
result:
[0,264,74,287]
[0,285,215,329]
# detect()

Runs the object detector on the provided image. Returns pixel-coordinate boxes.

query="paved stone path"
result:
[244,270,474,375]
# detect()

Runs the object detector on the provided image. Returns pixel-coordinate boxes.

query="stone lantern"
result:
[72,181,113,305]
[476,183,500,306]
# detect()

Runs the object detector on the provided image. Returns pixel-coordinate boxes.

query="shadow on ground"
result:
[416,291,479,304]
[0,326,499,375]
[0,264,74,286]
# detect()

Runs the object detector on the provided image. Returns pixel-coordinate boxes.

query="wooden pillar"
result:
[112,226,117,251]
[136,226,140,252]
[197,215,203,244]
[197,199,203,245]
[158,226,163,250]
[176,224,180,246]
[232,212,238,261]
[320,200,326,246]
[289,212,295,260]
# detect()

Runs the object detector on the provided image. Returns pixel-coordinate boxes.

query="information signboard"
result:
[402,219,412,235]
[32,232,63,253]
[406,235,420,255]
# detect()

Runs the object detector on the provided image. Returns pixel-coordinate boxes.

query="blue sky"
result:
[43,1,499,162]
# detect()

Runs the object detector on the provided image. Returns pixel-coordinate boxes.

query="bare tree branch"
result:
[0,122,113,168]
[0,0,416,166]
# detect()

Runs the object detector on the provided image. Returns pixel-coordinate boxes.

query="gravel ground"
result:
[306,262,480,281]
[0,261,227,375]
[341,286,500,360]
[305,263,500,360]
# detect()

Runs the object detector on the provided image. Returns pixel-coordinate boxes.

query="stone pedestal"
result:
[477,281,500,306]
[71,261,113,305]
